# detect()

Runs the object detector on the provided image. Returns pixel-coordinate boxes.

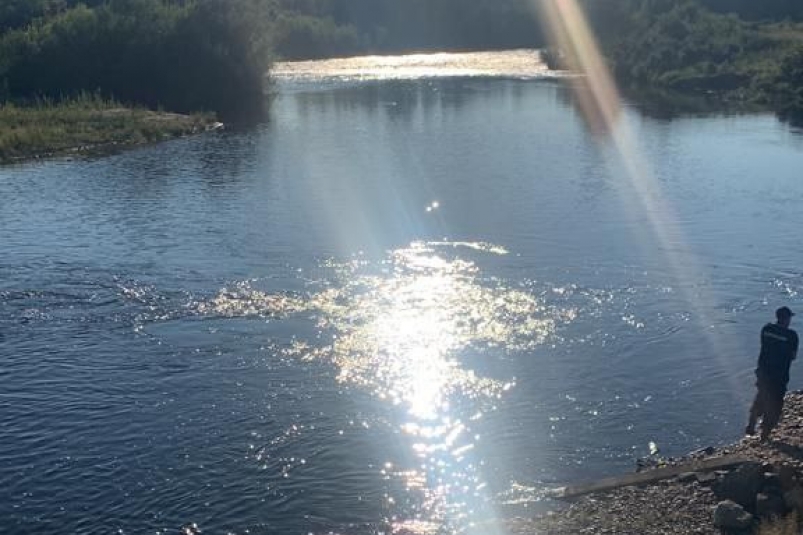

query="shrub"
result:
[0,0,274,118]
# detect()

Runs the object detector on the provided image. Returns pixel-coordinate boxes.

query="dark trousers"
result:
[748,379,786,437]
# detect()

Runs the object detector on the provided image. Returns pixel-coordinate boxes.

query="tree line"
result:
[0,0,545,117]
[272,0,544,59]
[0,0,801,120]
[0,0,274,118]
[582,0,803,121]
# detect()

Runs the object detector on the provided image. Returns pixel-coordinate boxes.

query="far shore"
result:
[0,100,222,165]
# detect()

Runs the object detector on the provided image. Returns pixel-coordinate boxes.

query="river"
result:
[1,50,803,535]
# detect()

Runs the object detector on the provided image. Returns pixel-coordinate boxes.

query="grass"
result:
[0,93,217,164]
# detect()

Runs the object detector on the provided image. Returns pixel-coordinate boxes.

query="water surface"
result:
[2,50,803,535]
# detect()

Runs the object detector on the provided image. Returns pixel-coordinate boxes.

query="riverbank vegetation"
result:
[271,0,544,60]
[584,0,803,123]
[0,0,543,113]
[271,0,803,122]
[0,0,272,160]
[0,94,215,163]
[2,0,803,163]
[270,0,803,122]
[0,0,273,118]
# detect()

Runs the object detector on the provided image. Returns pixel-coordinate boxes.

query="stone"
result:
[712,462,764,511]
[695,472,717,486]
[678,472,697,483]
[783,485,803,513]
[777,464,798,490]
[786,418,803,429]
[763,473,783,493]
[756,492,787,518]
[713,500,754,530]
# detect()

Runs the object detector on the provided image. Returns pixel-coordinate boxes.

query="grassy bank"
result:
[0,96,219,164]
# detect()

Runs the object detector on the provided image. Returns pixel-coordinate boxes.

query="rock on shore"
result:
[510,392,803,535]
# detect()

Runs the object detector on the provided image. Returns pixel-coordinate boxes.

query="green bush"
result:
[273,13,360,59]
[0,0,274,118]
[772,46,803,121]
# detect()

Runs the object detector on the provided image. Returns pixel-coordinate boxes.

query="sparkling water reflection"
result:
[307,242,550,534]
[272,50,558,83]
[2,51,803,535]
[202,241,566,533]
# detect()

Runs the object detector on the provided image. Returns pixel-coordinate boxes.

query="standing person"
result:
[746,306,799,442]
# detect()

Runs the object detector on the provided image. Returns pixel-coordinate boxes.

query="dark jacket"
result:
[756,322,799,387]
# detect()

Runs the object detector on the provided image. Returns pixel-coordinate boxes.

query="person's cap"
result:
[776,306,796,319]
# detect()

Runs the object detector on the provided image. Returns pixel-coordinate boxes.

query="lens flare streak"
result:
[533,0,739,395]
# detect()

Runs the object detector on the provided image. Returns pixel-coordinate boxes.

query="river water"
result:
[1,51,803,535]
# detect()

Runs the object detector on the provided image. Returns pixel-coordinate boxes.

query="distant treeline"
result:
[0,0,546,115]
[272,0,545,59]
[272,0,803,120]
[1,0,802,120]
[583,0,803,121]
[697,0,803,22]
[0,0,273,118]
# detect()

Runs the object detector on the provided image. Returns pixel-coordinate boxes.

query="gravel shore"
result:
[508,392,803,535]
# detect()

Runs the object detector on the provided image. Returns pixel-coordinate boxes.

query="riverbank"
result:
[589,4,803,125]
[0,99,221,165]
[509,392,803,535]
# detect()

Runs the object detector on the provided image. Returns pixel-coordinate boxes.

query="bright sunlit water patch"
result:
[302,241,559,398]
[273,49,560,83]
[186,241,567,533]
[194,280,305,318]
[283,241,566,534]
[176,241,705,532]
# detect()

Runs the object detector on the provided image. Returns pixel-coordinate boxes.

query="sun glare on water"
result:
[304,242,554,405]
[273,50,559,83]
[196,5,739,528]
[197,240,568,532]
[288,241,564,533]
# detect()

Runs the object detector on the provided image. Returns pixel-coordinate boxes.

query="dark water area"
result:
[2,56,803,534]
